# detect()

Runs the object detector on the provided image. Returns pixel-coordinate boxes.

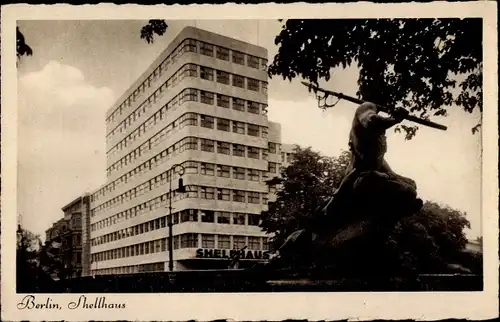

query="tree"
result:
[140,20,169,44]
[260,146,351,248]
[16,224,66,292]
[17,27,33,60]
[16,225,42,292]
[268,19,482,138]
[261,146,476,275]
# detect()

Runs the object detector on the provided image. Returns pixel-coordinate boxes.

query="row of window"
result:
[197,40,266,71]
[91,183,269,225]
[106,132,270,180]
[91,209,262,244]
[107,38,267,124]
[107,61,268,141]
[91,234,270,263]
[92,262,165,275]
[108,106,269,159]
[93,159,278,219]
[96,138,274,205]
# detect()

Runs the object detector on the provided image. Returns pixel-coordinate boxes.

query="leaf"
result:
[269,18,482,140]
[16,27,33,59]
[471,123,481,134]
[140,20,168,44]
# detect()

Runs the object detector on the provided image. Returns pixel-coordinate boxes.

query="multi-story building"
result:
[45,194,90,277]
[88,26,287,275]
[280,143,297,168]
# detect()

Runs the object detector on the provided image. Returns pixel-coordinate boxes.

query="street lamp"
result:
[168,163,186,272]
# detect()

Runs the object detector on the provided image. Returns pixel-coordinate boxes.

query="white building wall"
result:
[89,26,278,275]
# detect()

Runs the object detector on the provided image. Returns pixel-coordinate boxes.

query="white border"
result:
[1,2,498,321]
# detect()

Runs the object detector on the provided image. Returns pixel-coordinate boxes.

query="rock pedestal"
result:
[274,169,424,276]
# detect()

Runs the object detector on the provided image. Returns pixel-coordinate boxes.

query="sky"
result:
[16,19,482,240]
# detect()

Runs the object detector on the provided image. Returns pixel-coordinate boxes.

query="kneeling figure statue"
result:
[273,102,423,274]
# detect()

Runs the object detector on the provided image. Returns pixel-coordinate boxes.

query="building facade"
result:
[45,195,90,278]
[88,27,296,275]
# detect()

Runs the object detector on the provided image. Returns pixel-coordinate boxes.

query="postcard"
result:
[1,2,498,321]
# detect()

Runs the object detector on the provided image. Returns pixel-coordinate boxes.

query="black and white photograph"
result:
[1,2,498,321]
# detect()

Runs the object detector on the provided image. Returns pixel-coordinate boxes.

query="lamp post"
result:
[168,163,186,272]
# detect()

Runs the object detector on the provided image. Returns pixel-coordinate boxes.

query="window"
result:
[217,94,230,108]
[233,190,245,203]
[232,213,245,225]
[232,51,245,65]
[173,236,179,249]
[262,149,268,160]
[217,212,231,224]
[261,81,268,94]
[232,144,245,157]
[247,55,260,68]
[232,75,244,88]
[180,209,198,222]
[248,214,260,226]
[217,165,230,178]
[216,46,229,60]
[180,233,198,248]
[247,101,260,114]
[232,121,245,134]
[248,192,260,204]
[247,78,259,92]
[200,42,214,56]
[217,188,231,201]
[232,98,245,111]
[180,39,197,53]
[247,124,260,137]
[268,142,277,154]
[181,137,198,150]
[248,169,260,181]
[233,236,246,248]
[200,67,214,81]
[201,234,215,248]
[218,235,230,248]
[180,113,198,127]
[184,161,198,174]
[200,115,214,128]
[201,139,215,152]
[261,58,268,70]
[179,63,198,80]
[200,91,214,105]
[247,147,260,159]
[248,236,260,250]
[201,210,215,223]
[217,141,230,155]
[216,70,230,85]
[268,162,277,173]
[233,167,245,180]
[180,88,198,103]
[262,194,268,205]
[217,118,230,132]
[200,187,215,199]
[261,127,268,138]
[201,163,215,176]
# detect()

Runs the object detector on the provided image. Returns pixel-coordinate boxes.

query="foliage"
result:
[140,20,169,44]
[16,225,66,292]
[261,146,475,274]
[260,146,351,248]
[268,19,482,138]
[16,226,42,292]
[384,201,471,274]
[16,27,33,60]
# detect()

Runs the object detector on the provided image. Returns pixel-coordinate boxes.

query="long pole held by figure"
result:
[301,81,448,131]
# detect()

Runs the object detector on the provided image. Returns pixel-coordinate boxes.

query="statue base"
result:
[273,169,425,276]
